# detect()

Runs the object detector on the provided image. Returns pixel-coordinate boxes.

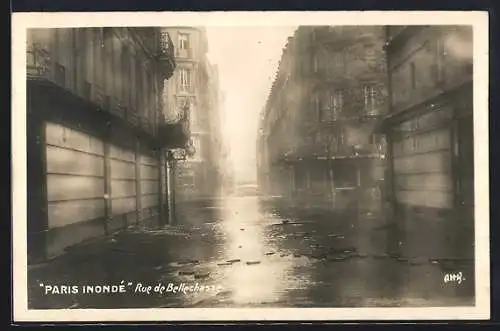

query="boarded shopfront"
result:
[388,90,473,259]
[44,122,107,257]
[26,81,166,262]
[138,150,161,226]
[392,105,454,211]
[38,121,164,259]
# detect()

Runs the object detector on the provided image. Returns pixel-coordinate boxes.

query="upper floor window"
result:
[179,33,190,50]
[410,62,416,88]
[362,84,377,110]
[334,52,343,67]
[179,68,192,92]
[318,89,344,122]
[435,37,447,83]
[312,53,319,73]
[332,90,343,113]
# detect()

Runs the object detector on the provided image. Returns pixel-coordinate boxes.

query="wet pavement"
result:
[28,195,475,309]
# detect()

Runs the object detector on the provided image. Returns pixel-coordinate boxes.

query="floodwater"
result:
[28,194,475,309]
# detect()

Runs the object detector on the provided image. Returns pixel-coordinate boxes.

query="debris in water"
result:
[240,228,245,231]
[194,271,210,279]
[177,259,199,265]
[409,257,427,265]
[328,234,345,239]
[280,254,287,257]
[342,248,357,255]
[328,256,347,262]
[217,262,232,266]
[154,265,163,270]
[265,252,275,256]
[226,259,241,263]
[238,245,242,248]
[246,261,261,265]
[310,251,327,259]
[179,270,195,276]
[68,302,79,309]
[293,253,301,258]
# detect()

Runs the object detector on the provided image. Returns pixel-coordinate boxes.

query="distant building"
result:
[161,27,224,201]
[258,26,388,211]
[381,26,474,259]
[26,27,178,263]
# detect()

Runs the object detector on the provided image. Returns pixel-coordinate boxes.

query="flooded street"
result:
[28,194,474,309]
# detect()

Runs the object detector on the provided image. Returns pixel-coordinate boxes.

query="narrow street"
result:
[28,193,474,309]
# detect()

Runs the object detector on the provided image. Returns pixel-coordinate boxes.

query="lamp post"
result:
[165,149,177,225]
[165,98,195,225]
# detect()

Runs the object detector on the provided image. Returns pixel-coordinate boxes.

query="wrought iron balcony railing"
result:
[158,104,191,149]
[157,31,176,78]
[27,43,53,81]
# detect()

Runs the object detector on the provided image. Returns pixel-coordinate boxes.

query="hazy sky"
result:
[206,27,297,183]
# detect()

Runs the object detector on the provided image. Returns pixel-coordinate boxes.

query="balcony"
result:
[158,105,190,149]
[157,31,176,79]
[176,49,191,59]
[384,26,425,52]
[27,43,56,84]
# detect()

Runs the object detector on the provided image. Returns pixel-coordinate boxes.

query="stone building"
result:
[258,26,388,212]
[161,27,224,202]
[26,27,179,263]
[381,26,474,259]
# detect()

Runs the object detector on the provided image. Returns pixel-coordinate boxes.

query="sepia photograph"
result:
[12,11,489,321]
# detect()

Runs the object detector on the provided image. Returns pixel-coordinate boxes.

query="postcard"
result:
[11,11,490,322]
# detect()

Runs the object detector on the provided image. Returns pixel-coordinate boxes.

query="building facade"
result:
[382,26,474,259]
[161,27,224,202]
[258,26,388,212]
[26,27,179,263]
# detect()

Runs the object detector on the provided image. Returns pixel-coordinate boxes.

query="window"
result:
[362,84,376,110]
[321,89,343,121]
[179,68,192,92]
[179,33,189,50]
[370,134,382,144]
[312,53,319,73]
[103,28,114,96]
[54,62,66,87]
[435,38,446,82]
[190,106,197,125]
[332,90,343,114]
[190,136,201,155]
[334,52,343,67]
[339,128,345,146]
[120,48,129,106]
[136,58,143,111]
[410,62,416,88]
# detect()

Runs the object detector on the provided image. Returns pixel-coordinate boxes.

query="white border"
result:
[12,11,490,322]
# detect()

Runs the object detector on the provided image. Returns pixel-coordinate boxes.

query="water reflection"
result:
[219,196,291,306]
[28,194,475,309]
